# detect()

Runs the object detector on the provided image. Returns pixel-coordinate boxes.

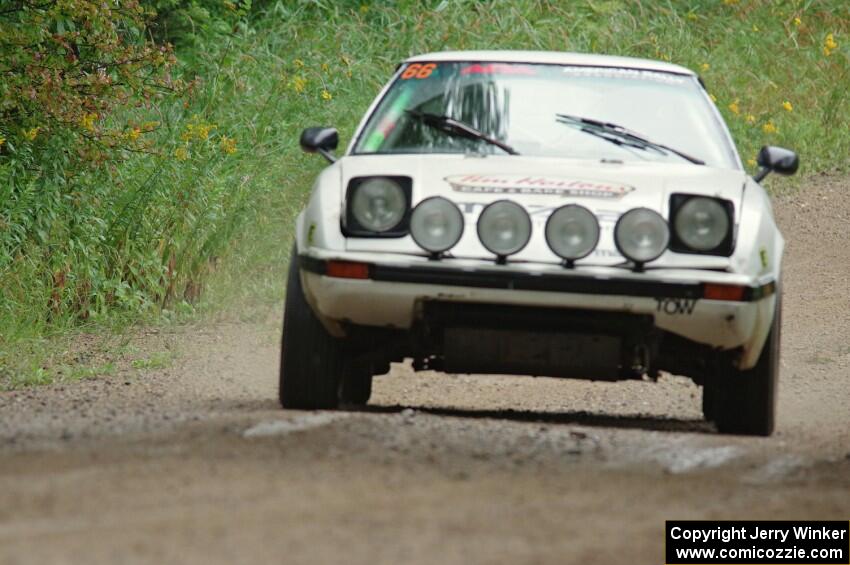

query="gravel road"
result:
[1,176,848,564]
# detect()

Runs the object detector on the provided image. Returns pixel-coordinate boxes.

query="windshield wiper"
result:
[555,113,705,165]
[405,109,519,155]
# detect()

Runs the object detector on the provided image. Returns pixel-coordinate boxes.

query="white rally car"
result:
[280,51,798,436]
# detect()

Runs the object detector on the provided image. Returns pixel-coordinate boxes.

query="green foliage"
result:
[0,0,180,173]
[1,0,848,387]
[145,0,252,47]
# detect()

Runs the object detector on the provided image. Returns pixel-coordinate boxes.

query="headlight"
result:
[410,197,464,254]
[477,200,532,259]
[350,177,407,233]
[672,196,731,252]
[545,204,599,262]
[614,208,669,265]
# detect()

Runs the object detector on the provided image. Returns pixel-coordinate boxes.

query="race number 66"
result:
[401,63,436,79]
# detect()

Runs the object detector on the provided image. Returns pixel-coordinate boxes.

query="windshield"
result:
[353,62,738,169]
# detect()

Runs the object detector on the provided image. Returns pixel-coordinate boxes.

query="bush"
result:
[0,0,186,356]
[145,0,252,47]
[0,0,180,172]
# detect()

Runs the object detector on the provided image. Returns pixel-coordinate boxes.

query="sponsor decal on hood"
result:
[445,174,635,199]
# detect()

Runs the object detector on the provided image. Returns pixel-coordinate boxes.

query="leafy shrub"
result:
[0,0,180,173]
[145,0,252,47]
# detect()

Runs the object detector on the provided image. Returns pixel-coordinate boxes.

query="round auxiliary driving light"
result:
[614,208,669,266]
[350,177,407,232]
[674,197,730,251]
[545,204,600,263]
[476,200,532,260]
[410,197,464,255]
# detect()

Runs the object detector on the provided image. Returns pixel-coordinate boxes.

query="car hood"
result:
[339,154,747,267]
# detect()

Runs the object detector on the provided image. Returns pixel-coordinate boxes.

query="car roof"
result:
[404,50,695,76]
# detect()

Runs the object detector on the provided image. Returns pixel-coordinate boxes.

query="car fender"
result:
[733,179,784,368]
[296,163,345,255]
[295,164,349,337]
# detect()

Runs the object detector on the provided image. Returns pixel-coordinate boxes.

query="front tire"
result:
[708,291,781,436]
[279,251,343,409]
[340,370,372,406]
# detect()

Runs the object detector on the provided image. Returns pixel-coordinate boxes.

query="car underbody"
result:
[339,299,735,387]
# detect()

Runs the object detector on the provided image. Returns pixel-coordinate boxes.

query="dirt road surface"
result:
[1,177,848,564]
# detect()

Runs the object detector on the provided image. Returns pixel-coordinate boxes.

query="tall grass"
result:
[1,0,848,386]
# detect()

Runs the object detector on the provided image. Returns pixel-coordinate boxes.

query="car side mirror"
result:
[753,145,799,182]
[300,127,339,163]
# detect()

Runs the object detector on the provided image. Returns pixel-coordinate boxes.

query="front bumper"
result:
[298,250,777,369]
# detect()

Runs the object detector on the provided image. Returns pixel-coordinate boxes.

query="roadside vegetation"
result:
[1,0,848,387]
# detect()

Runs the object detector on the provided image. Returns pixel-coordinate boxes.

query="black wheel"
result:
[279,250,344,409]
[710,290,782,436]
[701,378,716,423]
[341,358,390,406]
[340,369,372,406]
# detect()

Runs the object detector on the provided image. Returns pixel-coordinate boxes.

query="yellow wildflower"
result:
[701,63,710,72]
[195,124,214,140]
[321,89,332,101]
[294,58,305,68]
[686,12,698,21]
[823,33,838,56]
[762,121,778,134]
[793,17,801,26]
[359,4,369,13]
[174,146,189,161]
[80,112,98,132]
[709,93,717,102]
[219,135,237,155]
[747,158,757,167]
[825,33,838,49]
[321,63,330,73]
[0,134,5,148]
[182,121,216,142]
[292,76,307,93]
[728,99,740,115]
[782,101,793,112]
[22,127,40,141]
[746,114,757,124]
[752,24,759,32]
